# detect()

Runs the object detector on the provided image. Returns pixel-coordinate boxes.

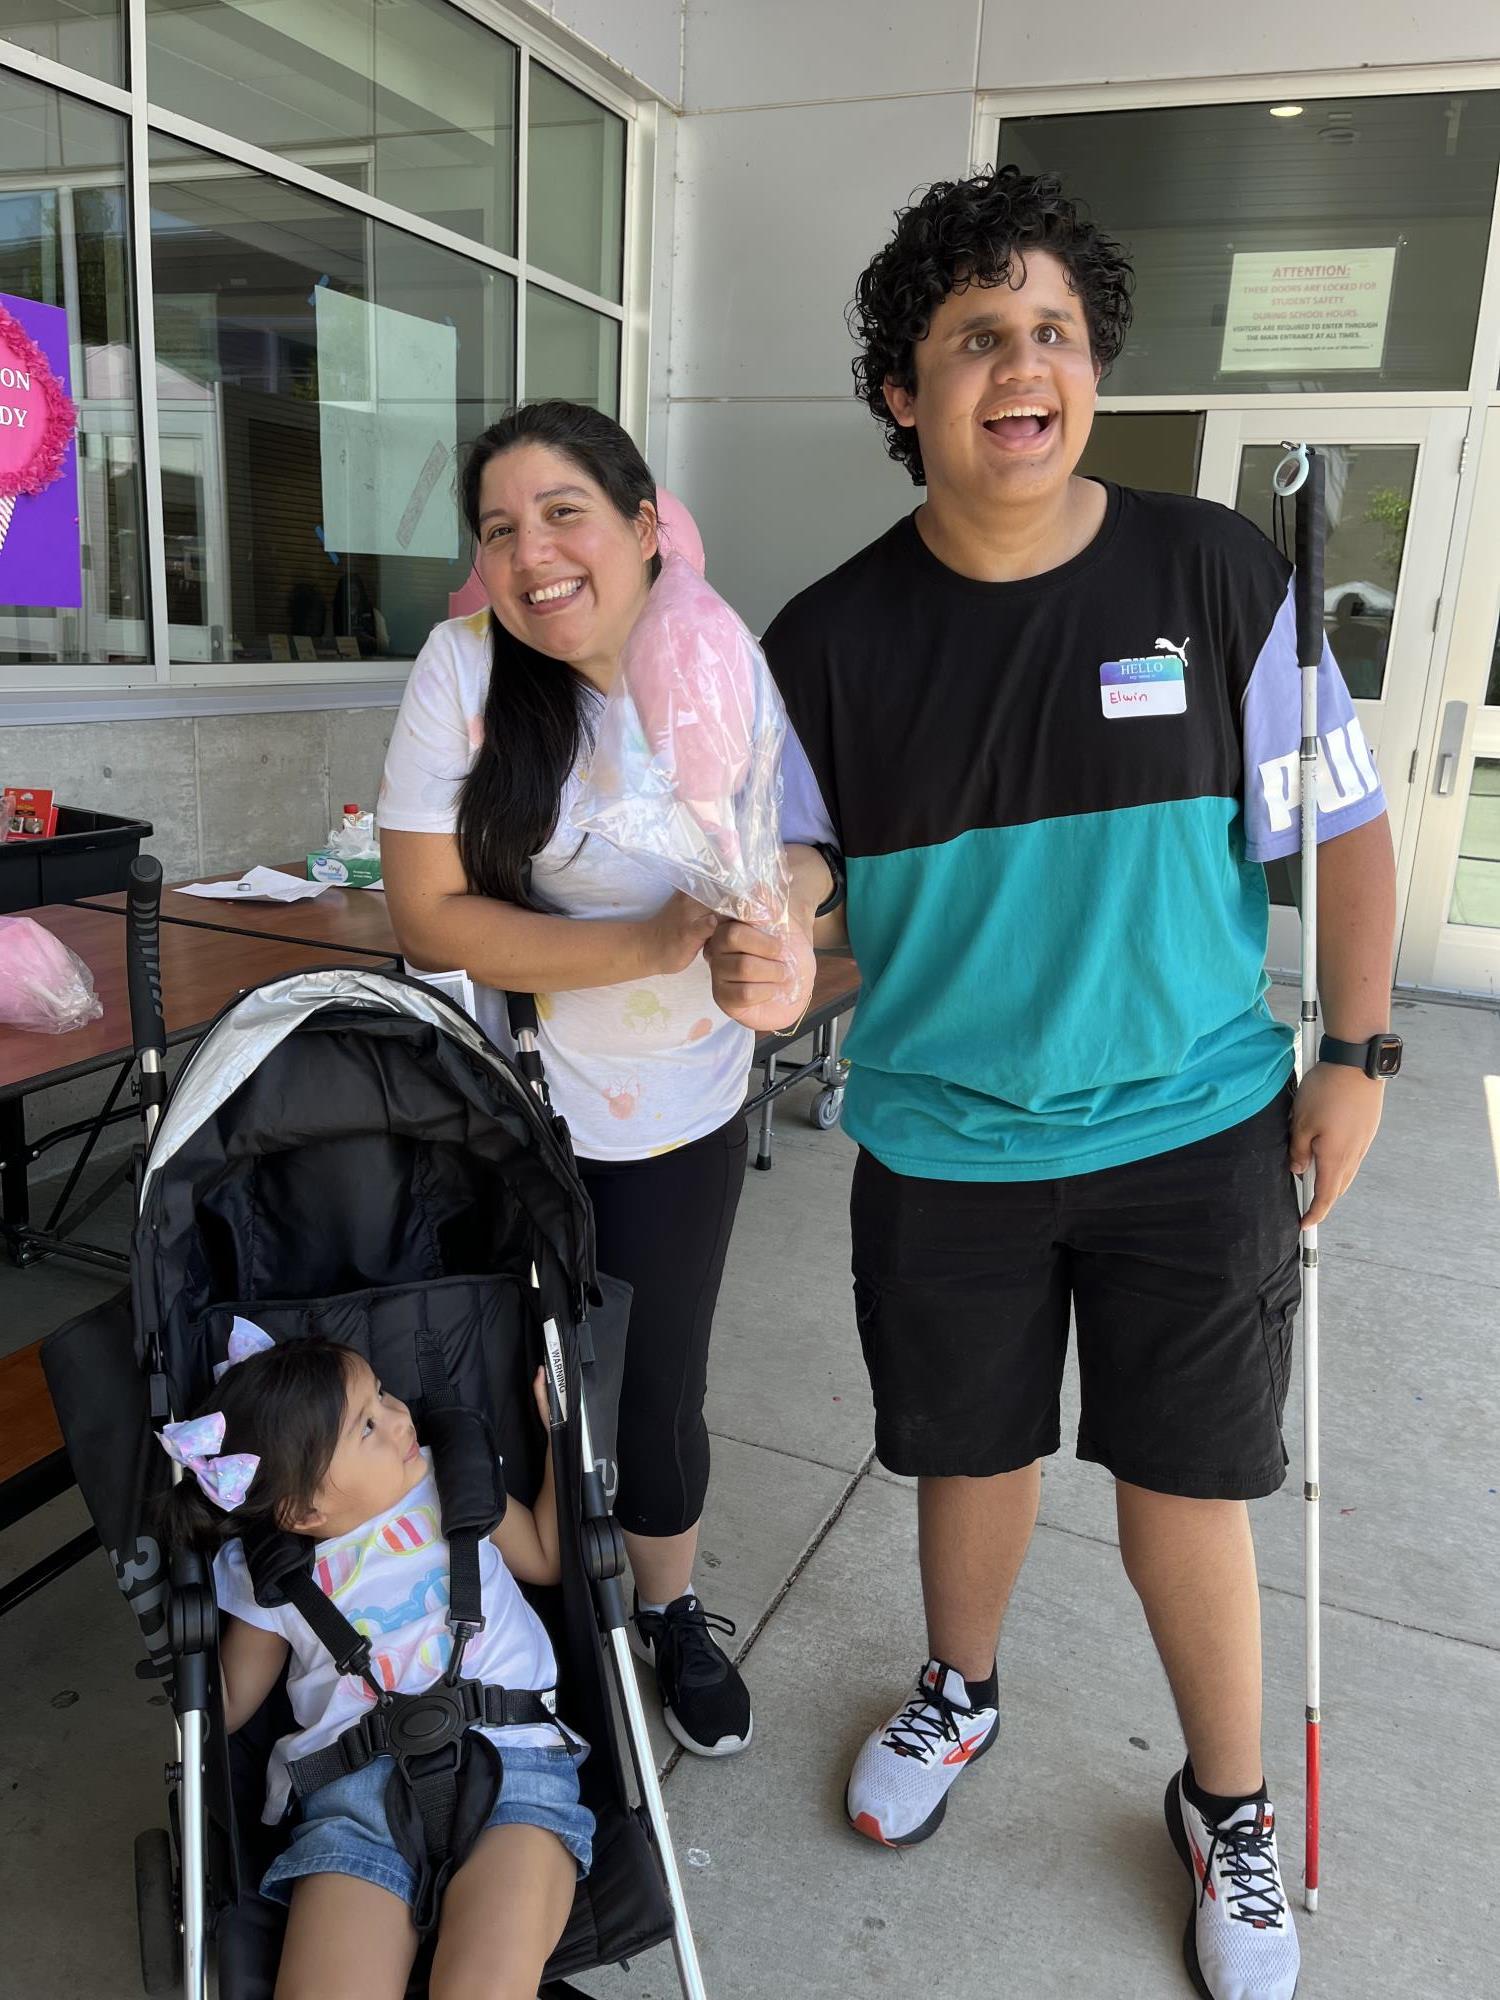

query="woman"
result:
[379,402,834,1757]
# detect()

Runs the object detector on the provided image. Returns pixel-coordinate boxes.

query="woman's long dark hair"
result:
[154,1338,355,1556]
[455,401,661,910]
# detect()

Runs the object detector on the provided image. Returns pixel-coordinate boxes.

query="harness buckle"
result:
[384,1683,471,1780]
[334,1634,389,1707]
[444,1619,484,1686]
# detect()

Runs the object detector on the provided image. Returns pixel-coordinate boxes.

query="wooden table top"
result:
[0,904,390,1098]
[806,954,860,1012]
[78,859,398,959]
[0,1342,62,1489]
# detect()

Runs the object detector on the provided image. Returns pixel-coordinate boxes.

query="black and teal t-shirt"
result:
[766,484,1386,1182]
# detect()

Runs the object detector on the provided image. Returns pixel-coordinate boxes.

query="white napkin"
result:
[176,866,329,903]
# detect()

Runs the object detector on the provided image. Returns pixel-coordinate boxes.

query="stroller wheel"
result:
[134,1827,180,1995]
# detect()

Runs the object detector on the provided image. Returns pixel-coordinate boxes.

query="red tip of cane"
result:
[1305,1718,1321,1892]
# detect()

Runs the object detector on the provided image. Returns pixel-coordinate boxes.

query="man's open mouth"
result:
[982,406,1056,443]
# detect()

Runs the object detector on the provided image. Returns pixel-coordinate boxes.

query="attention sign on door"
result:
[1220,248,1397,374]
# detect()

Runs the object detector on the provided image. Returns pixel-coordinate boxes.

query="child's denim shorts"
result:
[260,1738,593,1909]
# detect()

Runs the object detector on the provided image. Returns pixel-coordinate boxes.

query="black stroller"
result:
[42,861,710,1998]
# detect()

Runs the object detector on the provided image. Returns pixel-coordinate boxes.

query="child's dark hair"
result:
[849,166,1135,485]
[154,1338,357,1555]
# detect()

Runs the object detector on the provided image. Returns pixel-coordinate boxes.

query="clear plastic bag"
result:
[0,914,105,1033]
[573,553,812,1018]
[325,806,379,858]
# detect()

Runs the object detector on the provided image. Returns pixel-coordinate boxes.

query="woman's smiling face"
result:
[474,442,658,685]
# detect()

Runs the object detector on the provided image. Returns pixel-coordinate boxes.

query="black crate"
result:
[0,806,154,913]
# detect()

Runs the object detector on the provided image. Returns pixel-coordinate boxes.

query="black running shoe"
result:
[630,1592,753,1757]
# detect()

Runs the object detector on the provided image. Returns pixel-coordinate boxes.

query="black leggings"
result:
[577,1114,748,1539]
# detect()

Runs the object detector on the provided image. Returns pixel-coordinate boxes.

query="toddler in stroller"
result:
[41,860,712,1999]
[155,1325,592,1999]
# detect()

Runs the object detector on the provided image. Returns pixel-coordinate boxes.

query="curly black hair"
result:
[849,166,1135,485]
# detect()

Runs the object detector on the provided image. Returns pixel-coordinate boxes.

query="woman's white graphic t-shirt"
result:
[377,612,832,1161]
[214,1453,565,1823]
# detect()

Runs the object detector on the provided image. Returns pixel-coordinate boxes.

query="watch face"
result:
[1373,1035,1403,1077]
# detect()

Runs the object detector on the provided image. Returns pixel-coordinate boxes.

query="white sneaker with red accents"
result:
[845,1658,999,1848]
[1165,1770,1301,2000]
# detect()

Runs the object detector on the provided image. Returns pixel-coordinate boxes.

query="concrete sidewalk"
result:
[3,991,1497,1998]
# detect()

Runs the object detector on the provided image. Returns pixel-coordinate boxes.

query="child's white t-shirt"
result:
[376,612,832,1161]
[214,1454,565,1824]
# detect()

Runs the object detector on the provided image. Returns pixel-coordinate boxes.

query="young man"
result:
[708,168,1398,2000]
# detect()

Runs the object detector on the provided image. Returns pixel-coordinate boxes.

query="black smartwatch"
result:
[811,842,846,917]
[1319,1032,1403,1079]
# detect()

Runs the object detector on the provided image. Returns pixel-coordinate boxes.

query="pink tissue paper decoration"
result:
[0,301,78,554]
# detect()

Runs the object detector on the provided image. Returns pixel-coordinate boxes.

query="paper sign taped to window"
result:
[1220,248,1396,374]
[316,290,459,558]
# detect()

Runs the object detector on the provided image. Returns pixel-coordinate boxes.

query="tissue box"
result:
[306,850,382,887]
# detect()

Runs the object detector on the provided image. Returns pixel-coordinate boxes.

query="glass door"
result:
[1198,407,1469,973]
[1397,417,1500,997]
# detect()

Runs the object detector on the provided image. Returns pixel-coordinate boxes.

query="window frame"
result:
[974,64,1500,417]
[0,0,657,714]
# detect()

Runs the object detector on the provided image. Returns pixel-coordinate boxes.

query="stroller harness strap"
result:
[284,1676,558,1797]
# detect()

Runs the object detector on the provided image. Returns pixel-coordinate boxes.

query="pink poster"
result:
[0,292,82,611]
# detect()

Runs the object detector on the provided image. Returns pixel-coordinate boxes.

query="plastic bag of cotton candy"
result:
[0,914,105,1033]
[572,550,813,1026]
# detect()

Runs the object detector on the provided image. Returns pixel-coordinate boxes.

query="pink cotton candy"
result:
[0,914,105,1033]
[573,554,792,931]
[447,569,488,620]
[654,489,706,575]
[623,554,758,802]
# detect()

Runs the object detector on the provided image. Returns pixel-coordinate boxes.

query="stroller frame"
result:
[112,858,710,2000]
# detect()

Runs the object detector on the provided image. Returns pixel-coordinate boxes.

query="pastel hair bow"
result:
[158,1411,260,1512]
[212,1317,276,1382]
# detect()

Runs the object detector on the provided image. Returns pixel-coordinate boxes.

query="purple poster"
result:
[0,291,82,610]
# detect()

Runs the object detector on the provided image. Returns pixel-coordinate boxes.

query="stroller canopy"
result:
[134,969,596,1410]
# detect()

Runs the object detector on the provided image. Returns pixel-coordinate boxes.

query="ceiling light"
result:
[1269,104,1304,118]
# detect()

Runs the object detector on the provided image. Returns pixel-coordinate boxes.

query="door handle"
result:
[1433,700,1469,797]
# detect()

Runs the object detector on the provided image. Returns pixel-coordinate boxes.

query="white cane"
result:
[1272,441,1323,1915]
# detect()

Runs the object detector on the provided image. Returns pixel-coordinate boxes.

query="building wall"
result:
[663,0,1500,631]
[550,0,682,103]
[8,0,1499,951]
[0,708,397,885]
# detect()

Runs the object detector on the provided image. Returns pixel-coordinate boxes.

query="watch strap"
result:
[1319,1032,1402,1078]
[812,842,846,918]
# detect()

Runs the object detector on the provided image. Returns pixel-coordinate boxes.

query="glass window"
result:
[1448,756,1500,928]
[527,64,624,302]
[1233,443,1417,703]
[145,0,518,255]
[526,287,619,416]
[1077,411,1202,495]
[0,70,147,666]
[149,133,514,669]
[1004,93,1500,396]
[1,1,123,89]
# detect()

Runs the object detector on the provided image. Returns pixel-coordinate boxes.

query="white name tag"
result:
[1099,653,1187,719]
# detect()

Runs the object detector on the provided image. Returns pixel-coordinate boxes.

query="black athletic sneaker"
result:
[630,1592,753,1757]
